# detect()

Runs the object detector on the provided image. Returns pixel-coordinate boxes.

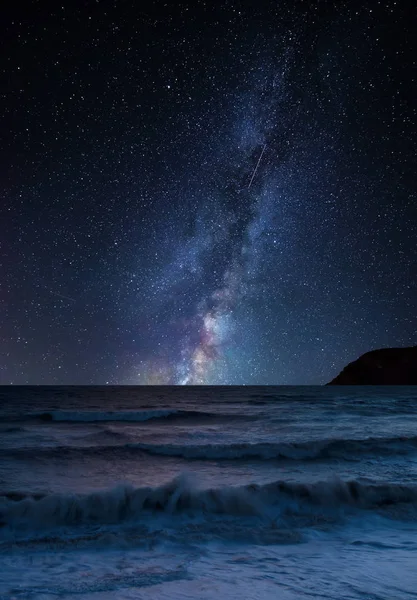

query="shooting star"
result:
[248,144,267,190]
[49,290,76,303]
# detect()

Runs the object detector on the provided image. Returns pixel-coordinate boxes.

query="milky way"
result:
[2,1,415,384]
[136,59,294,384]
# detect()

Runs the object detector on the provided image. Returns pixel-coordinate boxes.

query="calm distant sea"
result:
[1,385,417,599]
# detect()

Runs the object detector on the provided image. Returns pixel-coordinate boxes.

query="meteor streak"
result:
[248,144,266,190]
[49,290,76,303]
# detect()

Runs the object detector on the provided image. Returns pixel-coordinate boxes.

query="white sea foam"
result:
[2,387,417,599]
[2,475,417,534]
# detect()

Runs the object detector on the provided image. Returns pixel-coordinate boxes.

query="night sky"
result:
[1,0,416,385]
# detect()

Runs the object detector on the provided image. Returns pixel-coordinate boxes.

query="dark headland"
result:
[327,346,417,385]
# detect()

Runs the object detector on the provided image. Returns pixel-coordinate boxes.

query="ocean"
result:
[1,386,417,599]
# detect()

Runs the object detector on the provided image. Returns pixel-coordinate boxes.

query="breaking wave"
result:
[1,476,417,531]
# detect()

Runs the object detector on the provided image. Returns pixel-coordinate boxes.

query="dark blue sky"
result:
[1,0,416,384]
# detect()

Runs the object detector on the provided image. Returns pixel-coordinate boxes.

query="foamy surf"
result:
[2,475,417,533]
[2,386,417,599]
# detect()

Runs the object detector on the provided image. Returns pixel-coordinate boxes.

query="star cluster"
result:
[1,0,416,384]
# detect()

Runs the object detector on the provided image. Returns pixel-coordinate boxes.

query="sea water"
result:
[1,386,417,599]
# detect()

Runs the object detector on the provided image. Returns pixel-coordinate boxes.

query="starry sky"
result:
[1,0,416,385]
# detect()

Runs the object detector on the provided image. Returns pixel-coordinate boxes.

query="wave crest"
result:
[37,409,197,422]
[14,408,245,424]
[1,476,417,530]
[133,434,417,460]
[4,434,417,461]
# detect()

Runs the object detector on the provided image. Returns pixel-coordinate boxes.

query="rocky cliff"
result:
[328,346,417,385]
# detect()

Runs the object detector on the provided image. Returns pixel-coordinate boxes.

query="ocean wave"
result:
[19,408,242,424]
[3,434,417,461]
[1,476,417,531]
[132,434,417,460]
[0,426,26,434]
